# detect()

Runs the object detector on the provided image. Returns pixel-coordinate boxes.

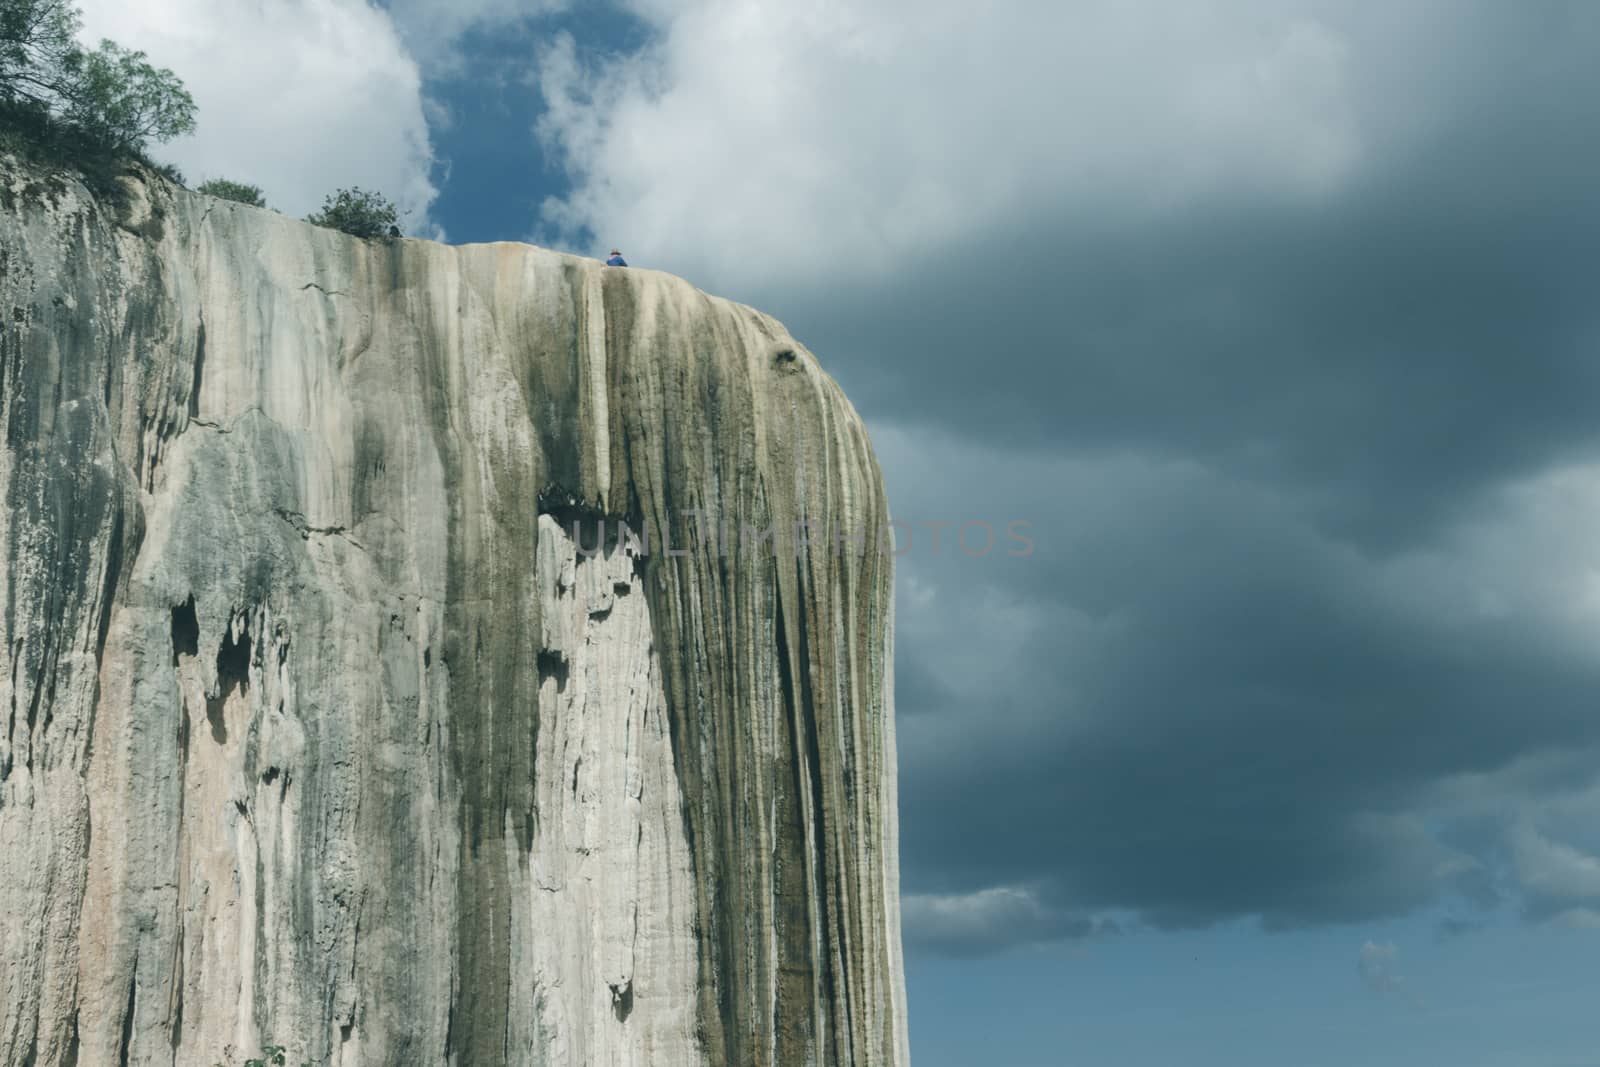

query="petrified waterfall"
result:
[0,160,908,1066]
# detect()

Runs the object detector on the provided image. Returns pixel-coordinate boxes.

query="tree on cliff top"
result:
[306,186,400,240]
[0,0,195,162]
[59,38,194,153]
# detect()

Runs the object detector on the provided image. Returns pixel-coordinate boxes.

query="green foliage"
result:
[198,177,265,207]
[61,38,194,152]
[0,93,115,194]
[243,1043,288,1067]
[0,0,80,106]
[306,186,399,239]
[0,0,194,180]
[215,1042,311,1067]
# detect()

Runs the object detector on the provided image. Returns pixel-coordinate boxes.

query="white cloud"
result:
[1378,461,1600,662]
[1425,758,1600,927]
[1358,940,1405,995]
[1511,822,1600,906]
[902,885,1113,956]
[1551,907,1600,930]
[535,0,1364,292]
[1357,941,1424,1008]
[384,0,568,72]
[76,0,438,226]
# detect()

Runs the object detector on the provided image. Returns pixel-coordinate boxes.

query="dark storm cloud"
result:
[794,3,1600,552]
[518,0,1600,957]
[707,3,1600,956]
[880,439,1600,946]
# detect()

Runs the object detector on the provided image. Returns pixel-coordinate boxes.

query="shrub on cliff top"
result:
[198,177,266,207]
[306,186,399,240]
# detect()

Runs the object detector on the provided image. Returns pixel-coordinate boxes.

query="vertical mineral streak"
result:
[0,159,908,1067]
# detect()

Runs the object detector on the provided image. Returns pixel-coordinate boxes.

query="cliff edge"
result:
[0,159,907,1066]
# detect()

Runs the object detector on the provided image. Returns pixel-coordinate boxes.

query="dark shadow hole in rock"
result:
[65,1006,80,1066]
[536,482,645,556]
[774,347,797,364]
[537,483,609,528]
[96,508,126,665]
[116,967,137,1067]
[175,698,189,768]
[537,648,569,693]
[207,613,252,743]
[205,690,229,744]
[170,974,184,1052]
[170,595,198,666]
[610,980,633,1023]
[188,319,205,419]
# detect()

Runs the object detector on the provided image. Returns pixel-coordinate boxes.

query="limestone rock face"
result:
[0,160,907,1067]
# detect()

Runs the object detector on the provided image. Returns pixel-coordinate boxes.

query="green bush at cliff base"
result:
[213,1042,311,1067]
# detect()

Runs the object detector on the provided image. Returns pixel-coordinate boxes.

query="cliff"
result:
[0,158,907,1066]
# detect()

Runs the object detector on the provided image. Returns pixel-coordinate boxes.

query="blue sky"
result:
[410,3,653,246]
[77,1,1600,1062]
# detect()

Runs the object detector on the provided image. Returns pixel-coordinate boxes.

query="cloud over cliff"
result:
[76,0,439,225]
[500,0,1600,960]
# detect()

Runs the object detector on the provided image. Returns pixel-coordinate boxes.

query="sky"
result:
[72,1,1600,1062]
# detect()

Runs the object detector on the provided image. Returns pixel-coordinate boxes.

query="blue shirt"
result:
[606,254,627,267]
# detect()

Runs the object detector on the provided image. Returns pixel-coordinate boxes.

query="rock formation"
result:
[0,158,907,1066]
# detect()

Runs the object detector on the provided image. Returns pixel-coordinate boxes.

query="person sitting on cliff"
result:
[606,249,628,267]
